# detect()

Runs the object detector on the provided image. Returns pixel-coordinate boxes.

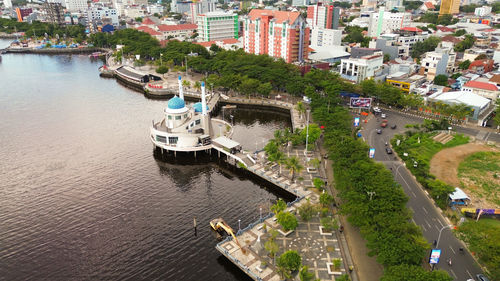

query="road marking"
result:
[410,190,417,197]
[450,269,457,279]
[435,224,440,232]
[422,206,428,214]
[466,269,473,278]
[424,219,432,229]
[449,245,456,254]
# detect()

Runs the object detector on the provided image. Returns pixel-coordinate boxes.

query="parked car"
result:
[376,129,382,134]
[385,147,393,154]
[381,113,386,118]
[476,274,490,281]
[380,120,388,128]
[373,107,381,114]
[391,124,397,129]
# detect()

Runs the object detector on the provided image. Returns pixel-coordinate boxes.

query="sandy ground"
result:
[430,143,499,208]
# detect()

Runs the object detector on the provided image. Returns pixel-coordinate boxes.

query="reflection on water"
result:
[0,42,292,281]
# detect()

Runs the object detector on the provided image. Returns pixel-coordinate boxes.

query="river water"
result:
[0,40,292,280]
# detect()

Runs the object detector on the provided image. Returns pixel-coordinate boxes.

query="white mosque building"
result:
[150,76,214,152]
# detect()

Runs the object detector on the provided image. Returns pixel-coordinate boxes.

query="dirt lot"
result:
[430,143,499,208]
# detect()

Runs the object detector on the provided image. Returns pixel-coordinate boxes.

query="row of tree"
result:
[0,18,86,43]
[304,69,452,280]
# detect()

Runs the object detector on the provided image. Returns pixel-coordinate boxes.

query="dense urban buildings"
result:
[196,12,238,42]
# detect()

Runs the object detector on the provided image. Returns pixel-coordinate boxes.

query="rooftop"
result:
[248,9,300,24]
[463,81,498,91]
[428,90,491,108]
[137,26,161,36]
[157,24,197,32]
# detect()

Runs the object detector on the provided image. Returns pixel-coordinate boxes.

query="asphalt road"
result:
[358,110,485,281]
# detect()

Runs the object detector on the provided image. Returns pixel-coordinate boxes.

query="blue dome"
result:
[167,96,185,109]
[193,102,209,113]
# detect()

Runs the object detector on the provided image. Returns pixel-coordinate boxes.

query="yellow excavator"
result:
[210,218,244,251]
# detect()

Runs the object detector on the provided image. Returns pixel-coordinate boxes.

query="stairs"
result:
[433,132,454,144]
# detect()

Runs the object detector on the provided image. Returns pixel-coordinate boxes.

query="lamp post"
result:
[238,219,241,231]
[305,109,311,156]
[436,225,452,248]
[160,53,163,66]
[230,115,234,126]
[260,207,262,220]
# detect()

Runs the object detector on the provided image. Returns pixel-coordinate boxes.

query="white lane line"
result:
[449,246,456,254]
[450,269,457,279]
[466,269,473,278]
[411,190,417,197]
[422,206,428,214]
[424,219,432,229]
[435,224,440,232]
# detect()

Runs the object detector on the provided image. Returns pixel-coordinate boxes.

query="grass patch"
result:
[392,132,469,209]
[456,218,500,281]
[458,152,500,207]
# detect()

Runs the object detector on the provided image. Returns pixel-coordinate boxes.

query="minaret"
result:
[201,81,207,116]
[178,76,184,100]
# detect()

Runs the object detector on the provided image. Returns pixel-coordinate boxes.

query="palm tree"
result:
[275,151,286,176]
[194,81,201,93]
[182,80,191,90]
[296,101,306,120]
[286,156,303,182]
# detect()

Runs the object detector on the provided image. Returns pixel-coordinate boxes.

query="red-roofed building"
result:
[243,9,309,63]
[137,26,162,40]
[400,27,422,33]
[463,80,499,100]
[436,25,455,33]
[468,59,494,74]
[194,38,241,50]
[419,1,435,12]
[156,24,198,40]
[142,17,156,25]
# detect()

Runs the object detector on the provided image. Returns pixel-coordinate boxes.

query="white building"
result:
[310,28,342,48]
[197,12,238,42]
[189,0,216,24]
[147,4,164,15]
[4,0,12,9]
[339,53,384,84]
[463,81,499,100]
[64,0,88,12]
[124,6,146,18]
[385,0,403,11]
[291,0,309,7]
[87,6,119,26]
[474,6,492,16]
[427,90,491,120]
[367,8,412,37]
[420,46,456,81]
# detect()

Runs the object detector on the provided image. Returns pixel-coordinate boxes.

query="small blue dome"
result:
[193,102,209,113]
[167,96,185,109]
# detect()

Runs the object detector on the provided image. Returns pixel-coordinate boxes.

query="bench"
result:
[255,266,263,273]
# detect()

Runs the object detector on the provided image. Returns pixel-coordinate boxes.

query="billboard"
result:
[369,148,375,158]
[429,249,441,264]
[354,117,360,127]
[350,97,372,108]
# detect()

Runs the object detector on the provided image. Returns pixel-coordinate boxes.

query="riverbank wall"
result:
[4,47,109,54]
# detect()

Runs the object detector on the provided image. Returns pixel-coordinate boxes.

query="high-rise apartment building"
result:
[190,0,216,24]
[4,0,12,9]
[64,0,88,12]
[306,3,339,29]
[367,8,412,37]
[243,9,309,63]
[438,0,460,15]
[197,12,238,42]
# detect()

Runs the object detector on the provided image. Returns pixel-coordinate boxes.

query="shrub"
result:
[156,65,168,74]
[277,211,298,231]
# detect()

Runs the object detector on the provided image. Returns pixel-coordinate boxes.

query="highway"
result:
[358,109,485,281]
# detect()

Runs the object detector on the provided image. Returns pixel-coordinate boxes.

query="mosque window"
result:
[175,115,181,120]
[168,137,178,144]
[184,114,188,118]
[168,115,172,120]
[195,119,201,125]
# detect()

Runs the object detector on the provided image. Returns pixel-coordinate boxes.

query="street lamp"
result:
[160,53,163,66]
[238,219,241,231]
[230,115,234,126]
[436,225,452,248]
[305,109,311,156]
[260,207,262,220]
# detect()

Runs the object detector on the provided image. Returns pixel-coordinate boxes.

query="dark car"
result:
[391,124,397,129]
[476,274,490,281]
[385,147,393,154]
[376,129,382,134]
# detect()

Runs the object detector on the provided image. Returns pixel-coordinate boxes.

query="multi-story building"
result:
[157,24,198,40]
[243,9,309,63]
[197,12,238,42]
[386,73,426,93]
[15,8,33,22]
[468,59,494,74]
[339,53,384,83]
[367,8,412,37]
[64,0,88,12]
[4,0,12,9]
[463,81,499,100]
[310,28,342,48]
[87,6,119,27]
[43,2,65,25]
[189,0,216,24]
[385,0,404,11]
[171,0,192,14]
[147,4,164,15]
[291,0,310,7]
[438,0,459,15]
[306,3,339,29]
[419,46,456,81]
[474,6,492,16]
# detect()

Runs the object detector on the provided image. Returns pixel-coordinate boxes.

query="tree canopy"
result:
[433,74,448,86]
[410,36,441,58]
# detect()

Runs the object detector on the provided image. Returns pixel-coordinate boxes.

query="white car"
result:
[381,113,386,118]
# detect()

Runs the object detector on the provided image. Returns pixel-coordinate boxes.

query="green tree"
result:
[257,82,273,97]
[493,99,500,132]
[427,179,455,209]
[450,73,461,79]
[474,54,487,61]
[459,60,471,70]
[276,211,298,231]
[286,156,304,181]
[319,192,334,207]
[383,53,391,63]
[194,81,201,92]
[135,17,143,22]
[182,80,191,89]
[336,275,351,281]
[271,198,287,214]
[298,199,317,221]
[296,101,306,119]
[381,264,452,281]
[277,250,302,273]
[239,77,260,97]
[433,74,448,86]
[156,65,168,74]
[299,266,316,281]
[209,43,221,53]
[360,79,377,97]
[321,216,338,232]
[313,178,325,190]
[454,34,474,52]
[411,36,441,58]
[264,233,280,258]
[453,29,466,36]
